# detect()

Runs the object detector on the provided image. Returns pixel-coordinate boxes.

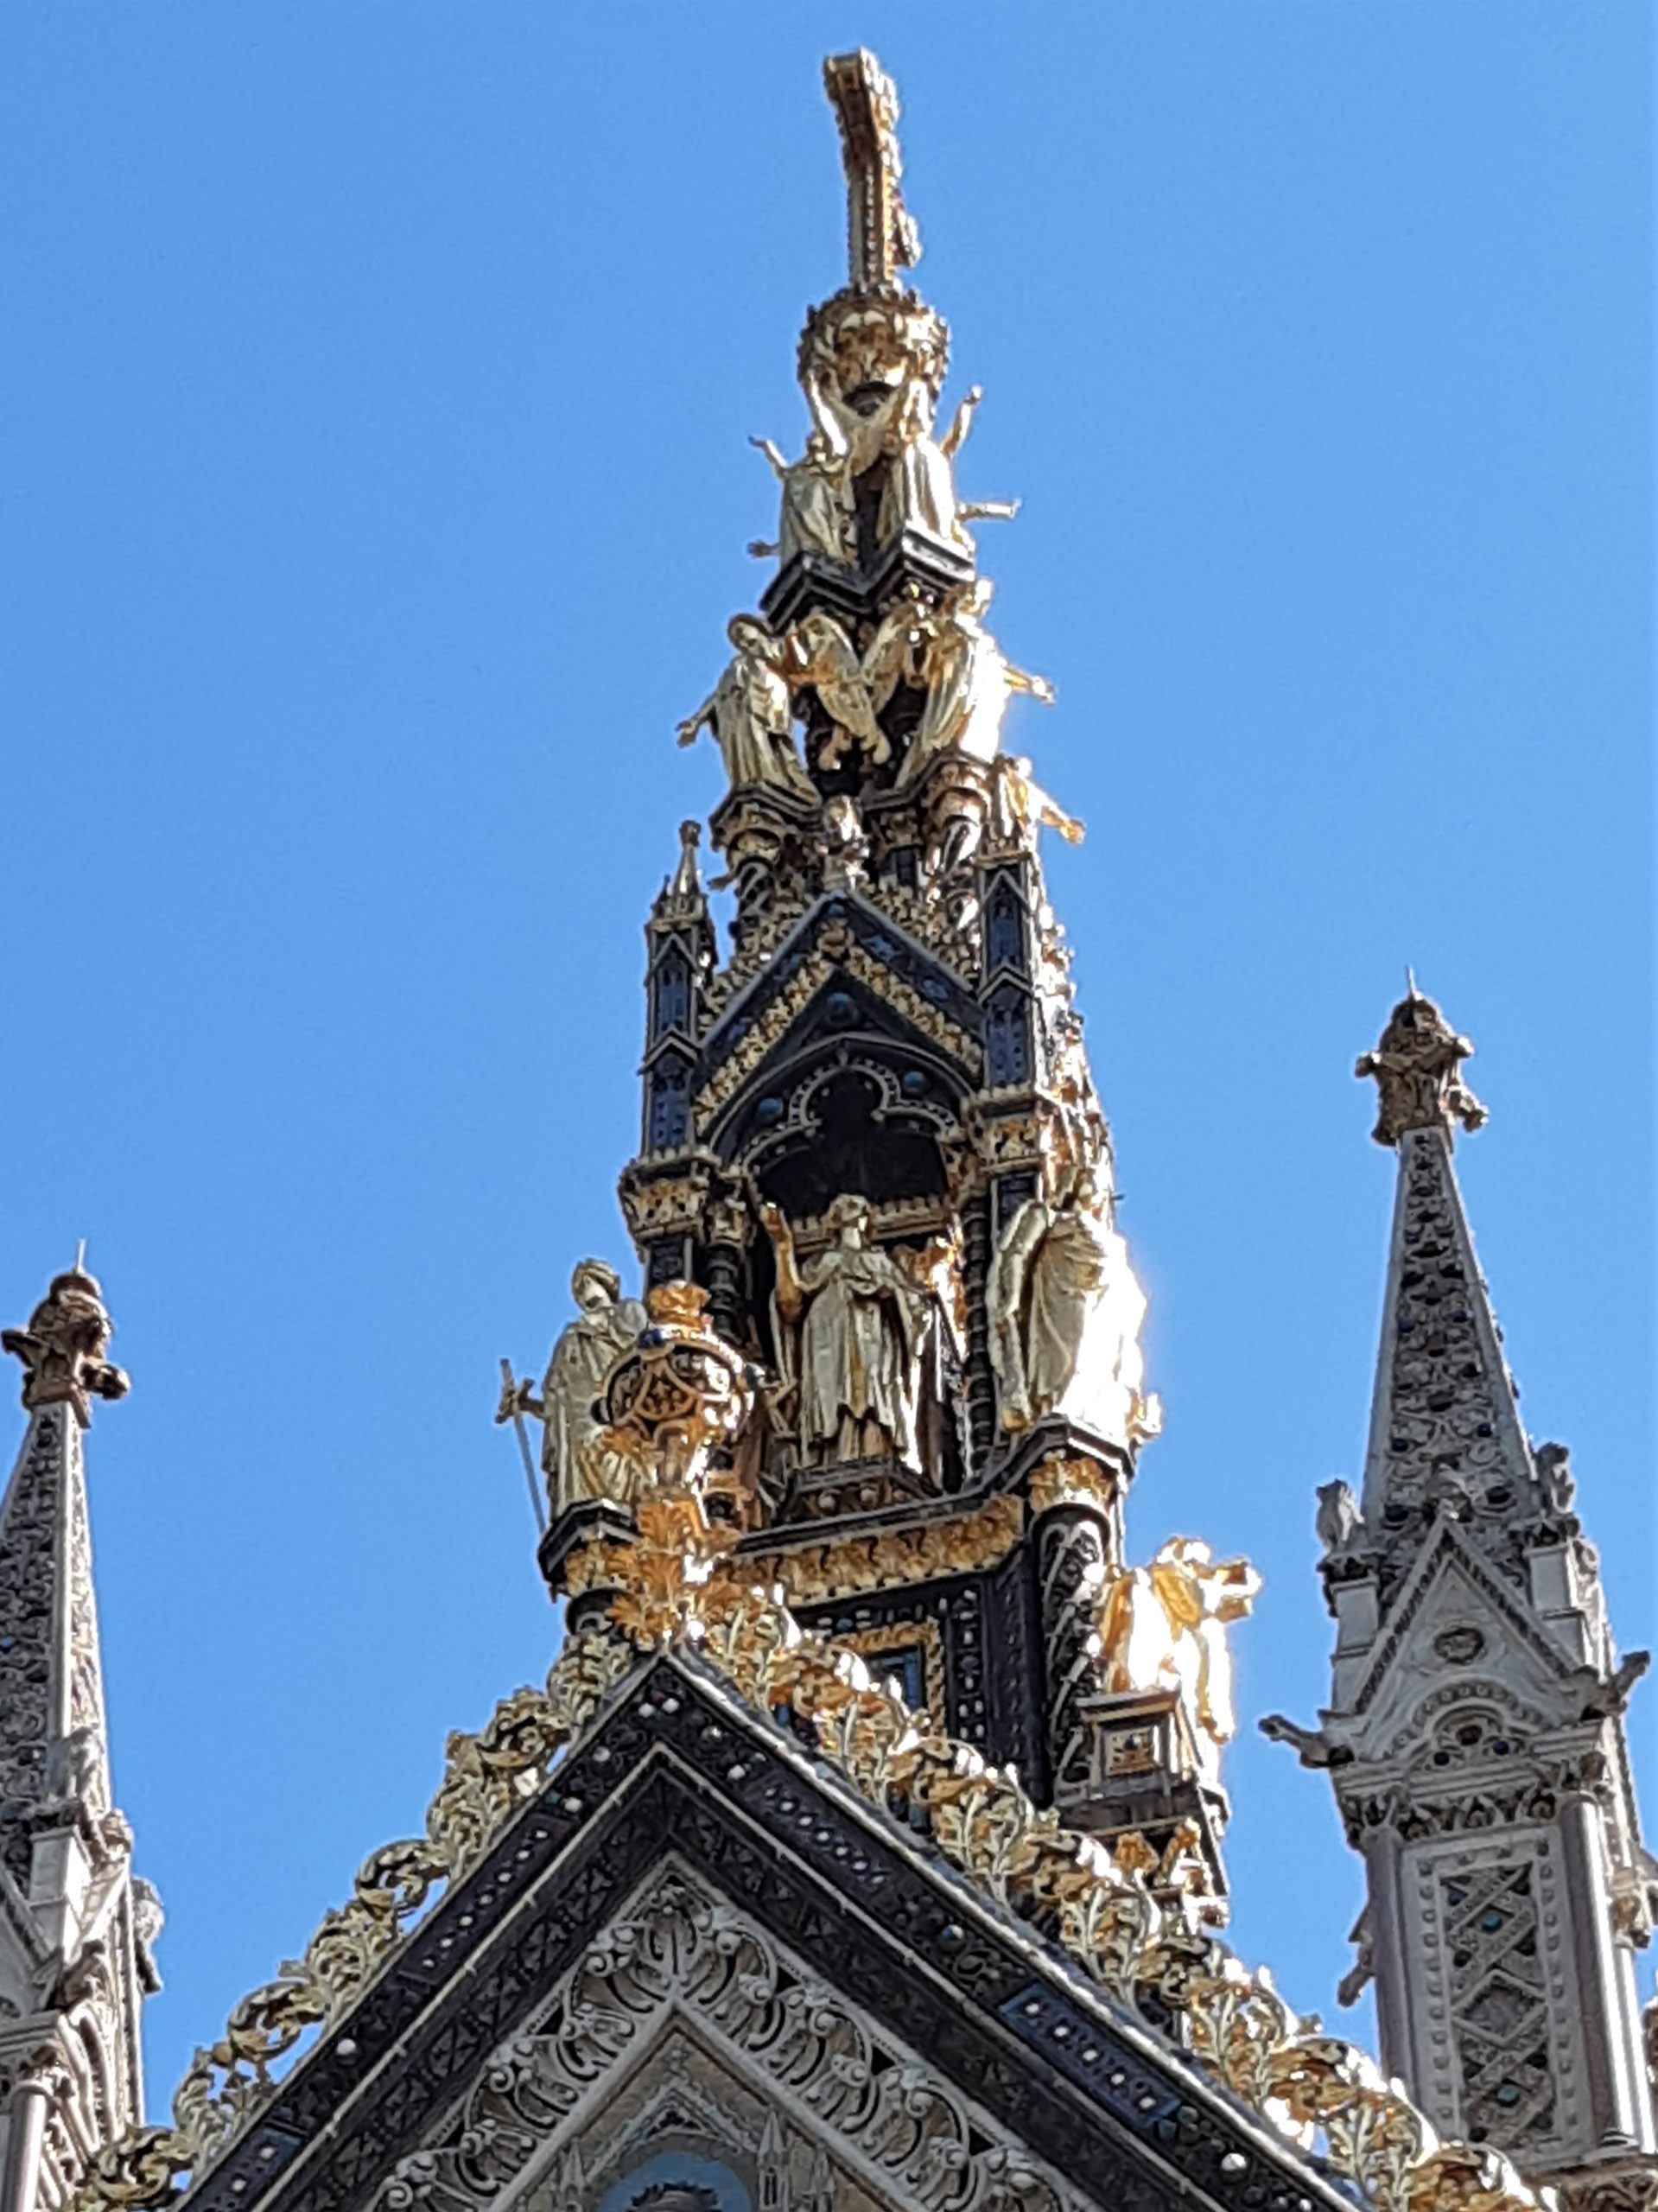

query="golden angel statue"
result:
[986,1166,1156,1449]
[788,610,899,770]
[1096,1539,1261,1785]
[759,1193,934,1472]
[497,1260,649,1514]
[901,579,1053,779]
[677,617,817,798]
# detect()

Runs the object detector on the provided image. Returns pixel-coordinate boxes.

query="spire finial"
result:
[2,1265,130,1427]
[1355,987,1488,1147]
[670,818,702,901]
[823,50,920,291]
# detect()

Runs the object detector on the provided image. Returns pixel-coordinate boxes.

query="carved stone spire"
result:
[1353,1018,1535,1548]
[1264,1012,1658,2204]
[0,1267,155,2211]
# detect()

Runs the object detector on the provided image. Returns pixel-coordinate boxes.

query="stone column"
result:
[1034,1500,1109,1806]
[1558,1796,1648,2153]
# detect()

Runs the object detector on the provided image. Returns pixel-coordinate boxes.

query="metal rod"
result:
[499,1358,547,1534]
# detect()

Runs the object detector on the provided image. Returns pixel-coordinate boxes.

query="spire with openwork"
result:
[0,1265,157,2212]
[1263,995,1657,2209]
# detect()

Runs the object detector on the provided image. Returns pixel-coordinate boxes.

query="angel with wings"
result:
[788,609,911,770]
[900,579,1054,780]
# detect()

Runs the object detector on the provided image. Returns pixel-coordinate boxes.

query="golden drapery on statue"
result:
[760,1194,937,1473]
[499,1260,649,1514]
[1096,1538,1262,1787]
[987,1166,1156,1449]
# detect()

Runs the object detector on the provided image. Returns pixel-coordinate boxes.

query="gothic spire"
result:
[1263,1001,1657,2198]
[1350,993,1544,1560]
[0,1265,128,1844]
[0,1266,156,2211]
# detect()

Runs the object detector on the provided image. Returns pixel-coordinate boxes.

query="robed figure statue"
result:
[759,1194,934,1473]
[499,1260,649,1515]
[987,1167,1153,1449]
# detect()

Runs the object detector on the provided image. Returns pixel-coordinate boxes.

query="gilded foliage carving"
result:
[747,1494,1022,1603]
[74,1630,634,2212]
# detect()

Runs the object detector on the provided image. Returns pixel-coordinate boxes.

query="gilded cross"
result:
[823,49,921,289]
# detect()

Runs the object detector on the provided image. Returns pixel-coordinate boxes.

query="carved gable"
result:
[384,1864,1091,2212]
[160,1652,1357,2212]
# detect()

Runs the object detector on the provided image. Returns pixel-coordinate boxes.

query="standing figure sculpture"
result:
[747,382,854,566]
[759,1194,932,1472]
[677,618,816,798]
[498,1260,649,1514]
[988,753,1084,853]
[1356,986,1488,1146]
[987,1166,1155,1448]
[902,579,1054,778]
[874,379,986,550]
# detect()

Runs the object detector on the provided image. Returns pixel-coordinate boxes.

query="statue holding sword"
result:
[496,1259,649,1520]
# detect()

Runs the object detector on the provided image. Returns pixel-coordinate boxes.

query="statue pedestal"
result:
[760,550,869,635]
[1064,1684,1232,1914]
[537,1499,634,1621]
[759,530,975,639]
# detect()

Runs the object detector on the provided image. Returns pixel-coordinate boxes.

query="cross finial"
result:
[823,50,921,290]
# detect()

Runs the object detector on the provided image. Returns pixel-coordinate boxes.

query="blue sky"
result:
[1,3,1650,2113]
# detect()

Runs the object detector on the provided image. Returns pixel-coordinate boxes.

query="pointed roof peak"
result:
[1355,1098,1542,1566]
[1356,985,1488,1148]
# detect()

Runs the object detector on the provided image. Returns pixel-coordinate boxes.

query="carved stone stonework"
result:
[0,1270,153,2212]
[3,1269,129,1429]
[1036,1507,1107,1805]
[739,1494,1022,1605]
[1545,2161,1658,2212]
[1277,1014,1658,2189]
[0,1408,111,1843]
[376,1866,1089,2212]
[1356,990,1488,1149]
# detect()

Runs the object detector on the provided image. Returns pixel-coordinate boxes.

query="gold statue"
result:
[875,378,981,549]
[788,610,894,770]
[988,753,1084,851]
[759,1194,933,1473]
[748,385,854,566]
[498,1261,649,1514]
[986,1167,1155,1448]
[902,579,1053,778]
[677,617,817,798]
[1096,1539,1261,1785]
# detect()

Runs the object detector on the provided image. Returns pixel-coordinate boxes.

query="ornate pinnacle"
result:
[823,50,920,291]
[3,1264,130,1427]
[1356,987,1488,1147]
[651,819,705,922]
